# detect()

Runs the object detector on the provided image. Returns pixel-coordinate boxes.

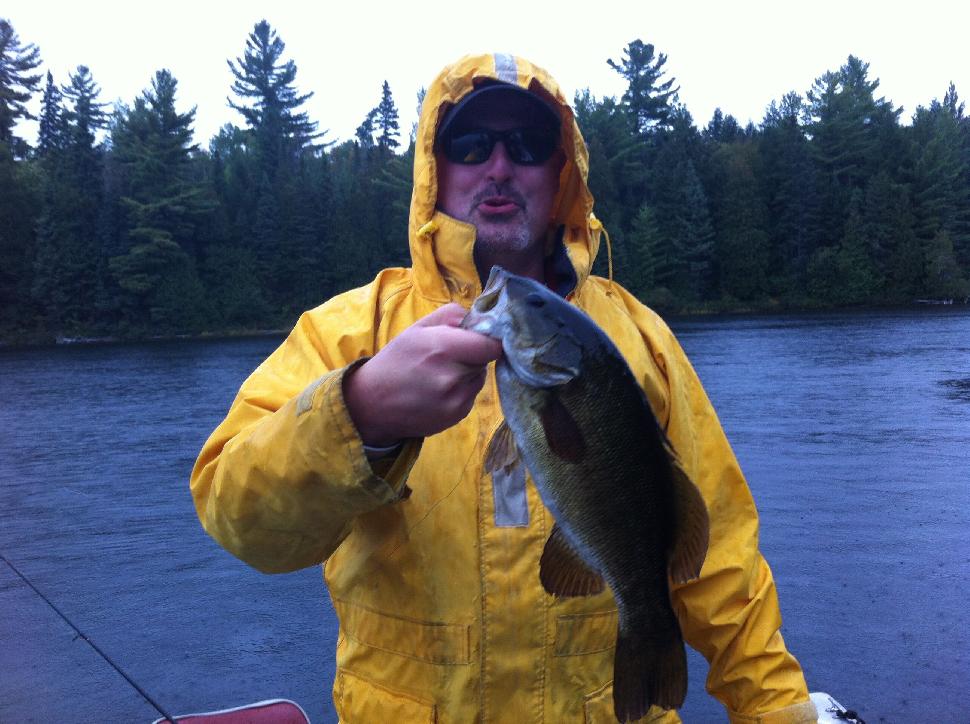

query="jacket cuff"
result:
[311,359,421,500]
[728,699,818,724]
[370,438,422,496]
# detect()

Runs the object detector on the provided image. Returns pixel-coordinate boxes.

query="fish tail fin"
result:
[613,627,687,722]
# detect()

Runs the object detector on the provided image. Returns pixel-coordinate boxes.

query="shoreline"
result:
[0,327,289,351]
[2,300,968,350]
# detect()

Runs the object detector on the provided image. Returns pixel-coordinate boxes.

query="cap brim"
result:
[437,82,560,141]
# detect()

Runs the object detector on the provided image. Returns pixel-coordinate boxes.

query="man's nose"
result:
[484,141,515,183]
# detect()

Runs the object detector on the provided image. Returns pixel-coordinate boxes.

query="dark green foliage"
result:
[803,56,902,246]
[626,204,669,305]
[806,193,878,305]
[607,40,679,135]
[223,20,333,322]
[575,90,646,233]
[924,230,969,299]
[355,108,377,149]
[648,107,714,302]
[0,141,42,329]
[708,142,771,302]
[703,109,743,145]
[30,65,110,333]
[0,18,42,156]
[227,19,322,173]
[108,69,214,332]
[61,65,109,148]
[908,89,970,265]
[37,71,64,156]
[375,81,401,152]
[760,92,820,293]
[355,81,402,155]
[2,35,969,343]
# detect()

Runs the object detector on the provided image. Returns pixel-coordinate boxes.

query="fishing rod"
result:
[1,553,178,723]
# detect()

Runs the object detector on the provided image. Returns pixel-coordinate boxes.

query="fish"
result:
[461,266,710,722]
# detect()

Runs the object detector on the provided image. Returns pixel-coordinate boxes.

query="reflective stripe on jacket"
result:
[191,53,816,724]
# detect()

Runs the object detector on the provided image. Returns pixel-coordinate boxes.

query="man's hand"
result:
[343,303,503,447]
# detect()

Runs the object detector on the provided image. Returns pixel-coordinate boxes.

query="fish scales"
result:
[498,343,675,611]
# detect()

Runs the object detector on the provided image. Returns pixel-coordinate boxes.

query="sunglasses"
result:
[439,126,559,166]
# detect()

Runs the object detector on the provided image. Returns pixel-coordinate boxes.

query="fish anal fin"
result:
[539,523,606,597]
[667,459,710,584]
[485,420,518,473]
[539,394,587,464]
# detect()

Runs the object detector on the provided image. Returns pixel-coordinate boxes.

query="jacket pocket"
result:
[583,680,676,724]
[333,598,472,665]
[554,609,618,656]
[334,668,436,723]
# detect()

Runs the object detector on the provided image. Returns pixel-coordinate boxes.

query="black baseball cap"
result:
[436,82,561,141]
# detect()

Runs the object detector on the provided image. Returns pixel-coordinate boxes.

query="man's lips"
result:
[476,196,521,216]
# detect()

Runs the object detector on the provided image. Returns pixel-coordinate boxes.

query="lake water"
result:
[1,308,968,723]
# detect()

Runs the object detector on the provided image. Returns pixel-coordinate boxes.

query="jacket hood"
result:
[408,53,602,303]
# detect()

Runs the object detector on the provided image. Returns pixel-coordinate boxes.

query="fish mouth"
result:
[481,266,509,296]
[460,266,509,338]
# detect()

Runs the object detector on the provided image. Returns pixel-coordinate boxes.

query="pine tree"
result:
[607,39,679,135]
[625,204,670,305]
[908,86,970,269]
[326,140,378,290]
[759,91,820,295]
[31,65,109,331]
[0,18,42,156]
[355,107,377,149]
[644,106,714,302]
[227,19,322,176]
[708,142,770,302]
[61,65,109,149]
[226,20,326,314]
[864,173,921,303]
[572,89,652,285]
[201,123,273,326]
[573,90,646,236]
[923,229,969,299]
[375,80,400,153]
[0,20,43,329]
[109,69,212,332]
[807,192,877,305]
[0,122,42,332]
[803,56,901,245]
[37,71,65,156]
[703,108,742,145]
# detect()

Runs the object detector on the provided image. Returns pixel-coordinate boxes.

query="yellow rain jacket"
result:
[191,54,817,724]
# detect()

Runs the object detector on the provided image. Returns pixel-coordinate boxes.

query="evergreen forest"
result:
[2,19,969,345]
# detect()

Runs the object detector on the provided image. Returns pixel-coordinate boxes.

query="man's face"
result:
[436,98,562,259]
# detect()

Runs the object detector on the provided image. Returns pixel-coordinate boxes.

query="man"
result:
[191,53,817,723]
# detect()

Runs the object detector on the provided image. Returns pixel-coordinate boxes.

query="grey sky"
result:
[7,1,968,147]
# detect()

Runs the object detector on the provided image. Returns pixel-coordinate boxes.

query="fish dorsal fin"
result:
[539,523,606,597]
[667,457,710,584]
[484,419,518,473]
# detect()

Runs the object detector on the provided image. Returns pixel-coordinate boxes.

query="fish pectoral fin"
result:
[539,523,606,597]
[667,459,710,584]
[484,420,519,473]
[539,394,587,464]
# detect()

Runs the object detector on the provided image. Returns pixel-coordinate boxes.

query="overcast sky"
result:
[7,1,968,147]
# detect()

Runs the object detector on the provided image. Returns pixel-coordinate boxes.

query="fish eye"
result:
[525,293,545,308]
